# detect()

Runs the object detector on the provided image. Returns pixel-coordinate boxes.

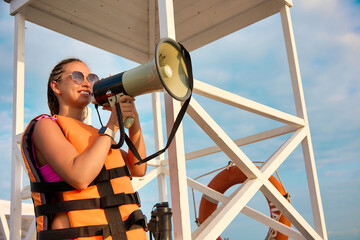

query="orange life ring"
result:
[198,165,291,240]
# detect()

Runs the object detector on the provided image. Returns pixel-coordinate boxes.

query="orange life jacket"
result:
[21,114,148,240]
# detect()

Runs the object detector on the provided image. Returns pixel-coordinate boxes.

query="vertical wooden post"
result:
[10,12,25,240]
[157,0,192,239]
[280,5,327,240]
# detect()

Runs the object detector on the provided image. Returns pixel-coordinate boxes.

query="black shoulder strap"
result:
[129,42,193,165]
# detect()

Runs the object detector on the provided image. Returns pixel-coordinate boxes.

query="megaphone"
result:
[91,38,193,126]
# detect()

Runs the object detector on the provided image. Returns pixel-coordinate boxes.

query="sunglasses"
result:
[63,71,99,85]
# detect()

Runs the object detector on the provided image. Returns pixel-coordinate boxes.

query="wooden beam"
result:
[10,12,25,240]
[9,0,35,15]
[194,80,305,127]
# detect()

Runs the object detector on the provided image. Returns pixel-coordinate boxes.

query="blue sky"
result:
[0,1,359,239]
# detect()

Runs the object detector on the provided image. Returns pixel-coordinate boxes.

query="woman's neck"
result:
[58,106,84,122]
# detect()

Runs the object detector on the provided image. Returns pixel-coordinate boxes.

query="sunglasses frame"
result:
[63,71,99,85]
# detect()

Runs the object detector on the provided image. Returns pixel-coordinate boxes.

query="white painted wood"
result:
[149,0,156,55]
[302,132,328,240]
[23,218,36,240]
[158,0,191,239]
[179,0,292,52]
[14,143,26,171]
[9,0,35,15]
[194,79,305,127]
[34,0,148,46]
[241,205,306,240]
[21,185,31,200]
[280,6,307,120]
[152,92,168,202]
[23,6,148,63]
[261,181,321,240]
[0,210,9,240]
[161,125,297,166]
[188,96,324,239]
[281,5,327,239]
[163,90,192,240]
[158,0,176,39]
[10,12,25,240]
[131,166,164,192]
[187,97,259,179]
[164,166,304,239]
[15,133,22,143]
[192,178,262,240]
[260,128,307,178]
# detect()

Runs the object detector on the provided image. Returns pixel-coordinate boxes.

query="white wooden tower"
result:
[5,0,327,239]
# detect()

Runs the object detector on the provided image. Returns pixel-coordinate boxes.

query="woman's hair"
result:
[47,58,83,115]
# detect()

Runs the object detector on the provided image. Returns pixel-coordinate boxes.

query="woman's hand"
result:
[103,95,137,131]
[103,94,146,176]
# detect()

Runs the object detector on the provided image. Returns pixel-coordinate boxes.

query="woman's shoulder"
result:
[33,115,61,139]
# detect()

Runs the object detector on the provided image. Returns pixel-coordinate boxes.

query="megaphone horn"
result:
[91,37,193,108]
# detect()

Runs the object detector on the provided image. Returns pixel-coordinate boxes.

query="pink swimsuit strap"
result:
[32,115,62,182]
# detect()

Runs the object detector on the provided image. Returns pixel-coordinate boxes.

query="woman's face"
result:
[54,61,93,109]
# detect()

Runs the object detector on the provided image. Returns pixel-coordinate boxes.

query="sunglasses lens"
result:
[88,73,99,83]
[71,71,84,84]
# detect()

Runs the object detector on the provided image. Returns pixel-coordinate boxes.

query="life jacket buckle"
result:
[124,164,132,180]
[135,191,141,207]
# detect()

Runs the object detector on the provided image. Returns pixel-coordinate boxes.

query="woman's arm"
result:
[33,118,115,189]
[123,112,147,176]
[33,96,139,189]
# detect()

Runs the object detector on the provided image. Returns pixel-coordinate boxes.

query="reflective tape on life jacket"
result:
[21,114,148,240]
[198,165,291,240]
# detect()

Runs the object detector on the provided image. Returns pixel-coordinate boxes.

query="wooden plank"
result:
[173,0,227,24]
[302,134,328,240]
[100,0,149,21]
[280,6,327,239]
[21,185,31,200]
[168,164,304,239]
[31,0,148,49]
[131,167,164,191]
[241,206,306,240]
[158,1,191,239]
[178,0,285,51]
[0,210,9,240]
[9,0,35,15]
[23,218,36,240]
[186,125,297,161]
[194,80,305,127]
[24,5,148,63]
[192,178,262,240]
[261,182,322,240]
[10,13,25,240]
[187,97,259,179]
[176,0,264,28]
[260,127,306,178]
[161,125,297,166]
[280,5,307,120]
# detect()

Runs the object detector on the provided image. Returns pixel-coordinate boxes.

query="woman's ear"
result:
[51,81,61,95]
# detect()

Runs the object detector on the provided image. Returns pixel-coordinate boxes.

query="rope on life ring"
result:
[197,165,291,240]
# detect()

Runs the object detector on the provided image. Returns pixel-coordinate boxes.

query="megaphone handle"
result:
[124,117,135,128]
[107,95,126,149]
[108,94,134,129]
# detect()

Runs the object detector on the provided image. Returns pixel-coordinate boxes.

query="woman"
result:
[22,58,148,240]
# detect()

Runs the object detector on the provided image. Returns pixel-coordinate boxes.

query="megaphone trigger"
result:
[108,93,135,129]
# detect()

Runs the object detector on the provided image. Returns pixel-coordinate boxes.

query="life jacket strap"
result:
[30,165,132,193]
[35,192,141,216]
[37,211,147,240]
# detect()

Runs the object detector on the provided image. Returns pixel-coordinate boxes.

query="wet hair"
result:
[47,58,83,115]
